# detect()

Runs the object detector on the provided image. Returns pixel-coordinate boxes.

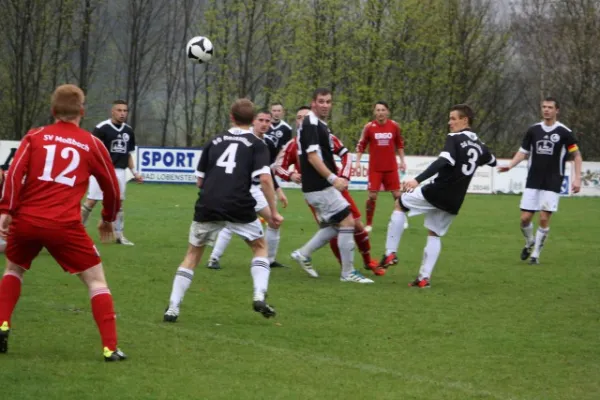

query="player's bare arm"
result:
[498,150,528,172]
[129,154,143,182]
[259,173,283,227]
[570,150,583,193]
[397,148,406,171]
[196,177,203,188]
[307,152,347,192]
[276,187,288,208]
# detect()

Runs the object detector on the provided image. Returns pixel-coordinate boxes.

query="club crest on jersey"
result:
[550,133,560,143]
[111,139,127,154]
[274,130,283,138]
[122,133,130,142]
[536,139,554,155]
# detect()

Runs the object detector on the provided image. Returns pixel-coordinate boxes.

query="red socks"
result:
[366,199,376,226]
[90,288,118,351]
[354,228,372,264]
[0,273,22,326]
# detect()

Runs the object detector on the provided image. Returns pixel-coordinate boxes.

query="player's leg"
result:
[384,170,408,230]
[0,220,42,354]
[78,264,126,361]
[164,221,221,322]
[258,205,285,268]
[292,189,345,278]
[381,197,408,270]
[529,191,558,265]
[82,175,102,226]
[337,212,372,283]
[365,171,383,231]
[408,209,454,288]
[228,220,276,318]
[340,190,377,271]
[207,227,232,270]
[308,201,341,264]
[0,262,27,354]
[114,169,134,246]
[519,189,539,261]
[0,238,6,253]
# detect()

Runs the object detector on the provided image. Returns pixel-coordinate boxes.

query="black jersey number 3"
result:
[216,143,238,174]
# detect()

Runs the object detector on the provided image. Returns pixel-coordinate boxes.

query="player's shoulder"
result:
[555,122,572,133]
[446,130,480,142]
[122,123,134,133]
[24,125,48,138]
[303,111,320,127]
[277,120,292,130]
[95,119,112,129]
[389,119,401,128]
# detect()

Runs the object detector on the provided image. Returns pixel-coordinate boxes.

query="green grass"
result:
[1,185,599,400]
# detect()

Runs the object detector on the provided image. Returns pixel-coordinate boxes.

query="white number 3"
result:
[38,145,81,187]
[461,148,479,176]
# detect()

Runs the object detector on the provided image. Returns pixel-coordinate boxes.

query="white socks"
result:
[299,226,338,257]
[169,266,194,311]
[338,227,355,277]
[385,210,406,256]
[531,227,549,258]
[418,236,441,280]
[210,228,233,260]
[251,257,270,301]
[266,227,280,263]
[521,223,534,247]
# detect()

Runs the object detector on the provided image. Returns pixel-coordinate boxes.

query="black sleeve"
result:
[519,128,533,154]
[414,157,451,183]
[265,136,279,164]
[127,130,136,153]
[439,135,458,166]
[479,145,497,167]
[92,127,104,140]
[196,140,212,178]
[252,141,271,179]
[300,121,320,154]
[280,126,293,150]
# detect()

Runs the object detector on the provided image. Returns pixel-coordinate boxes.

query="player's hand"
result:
[270,211,284,228]
[354,161,361,174]
[333,177,348,192]
[572,177,581,194]
[98,220,115,243]
[402,178,419,193]
[133,172,144,183]
[278,191,288,208]
[399,162,407,172]
[290,172,302,184]
[497,165,510,173]
[0,214,11,239]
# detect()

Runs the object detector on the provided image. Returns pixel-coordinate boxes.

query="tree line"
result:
[0,0,598,159]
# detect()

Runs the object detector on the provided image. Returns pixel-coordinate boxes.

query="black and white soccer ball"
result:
[186,36,213,63]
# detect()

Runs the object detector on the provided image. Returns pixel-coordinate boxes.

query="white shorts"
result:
[188,219,264,247]
[250,184,268,212]
[88,168,127,201]
[519,189,559,212]
[400,187,455,237]
[304,186,350,224]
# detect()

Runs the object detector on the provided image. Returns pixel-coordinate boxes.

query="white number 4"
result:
[216,143,238,174]
[38,145,81,187]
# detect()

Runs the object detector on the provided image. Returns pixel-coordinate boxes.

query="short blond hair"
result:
[51,84,85,121]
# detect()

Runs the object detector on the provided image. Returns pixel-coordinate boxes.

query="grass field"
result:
[0,184,598,400]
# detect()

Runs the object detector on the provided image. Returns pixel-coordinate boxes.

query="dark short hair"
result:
[270,102,283,109]
[230,98,255,125]
[112,100,128,106]
[312,88,331,101]
[543,97,559,109]
[296,106,310,113]
[450,104,474,125]
[256,109,272,117]
[374,101,390,110]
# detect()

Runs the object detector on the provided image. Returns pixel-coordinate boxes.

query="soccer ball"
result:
[186,36,213,63]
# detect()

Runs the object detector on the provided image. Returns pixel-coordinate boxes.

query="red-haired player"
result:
[275,107,381,275]
[0,84,126,361]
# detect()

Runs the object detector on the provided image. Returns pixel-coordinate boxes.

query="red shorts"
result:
[368,170,400,192]
[6,217,101,274]
[307,189,361,222]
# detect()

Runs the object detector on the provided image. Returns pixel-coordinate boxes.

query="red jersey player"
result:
[355,101,406,233]
[275,107,381,275]
[0,84,126,361]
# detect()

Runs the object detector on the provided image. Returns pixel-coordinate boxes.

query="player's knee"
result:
[539,212,551,227]
[329,207,352,226]
[248,237,267,257]
[520,212,534,226]
[79,263,108,289]
[396,197,409,213]
[4,262,26,278]
[85,199,98,208]
[368,192,378,201]
[182,244,204,269]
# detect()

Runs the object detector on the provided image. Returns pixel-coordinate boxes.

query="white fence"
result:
[1,141,598,197]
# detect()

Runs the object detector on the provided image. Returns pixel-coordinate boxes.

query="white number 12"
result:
[38,145,81,187]
[216,143,238,174]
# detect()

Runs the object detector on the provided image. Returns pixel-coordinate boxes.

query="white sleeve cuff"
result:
[306,144,320,153]
[195,171,205,178]
[518,147,530,155]
[439,151,455,166]
[487,155,496,165]
[251,166,271,178]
